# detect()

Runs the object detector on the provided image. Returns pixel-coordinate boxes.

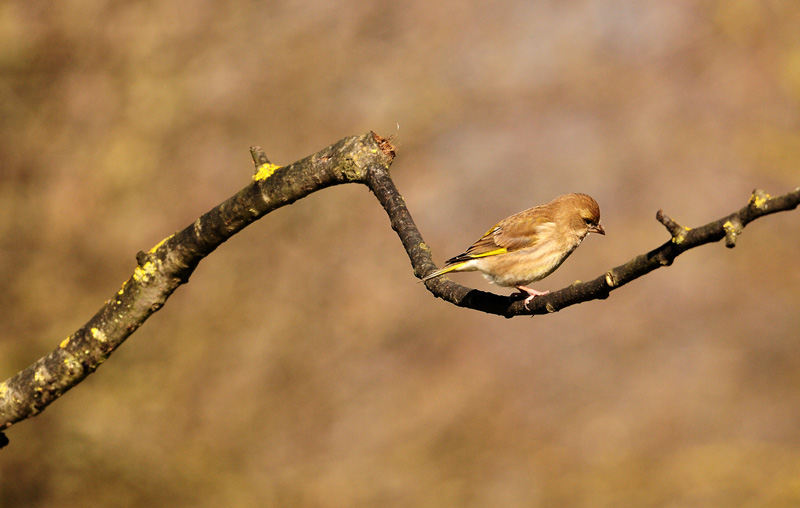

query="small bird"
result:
[420,193,605,307]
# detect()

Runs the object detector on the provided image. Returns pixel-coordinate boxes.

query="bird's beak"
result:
[590,223,605,235]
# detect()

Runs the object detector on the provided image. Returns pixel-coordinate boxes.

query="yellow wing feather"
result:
[420,206,556,283]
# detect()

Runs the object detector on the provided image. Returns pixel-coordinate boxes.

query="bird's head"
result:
[555,193,605,239]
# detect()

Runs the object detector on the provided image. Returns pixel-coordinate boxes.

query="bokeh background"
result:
[2,1,799,506]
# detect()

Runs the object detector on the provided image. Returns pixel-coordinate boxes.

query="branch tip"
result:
[249,146,270,170]
[371,132,396,158]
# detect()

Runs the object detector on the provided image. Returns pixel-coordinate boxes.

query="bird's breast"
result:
[475,236,582,287]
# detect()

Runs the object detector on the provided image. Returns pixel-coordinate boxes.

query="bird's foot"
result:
[515,286,550,309]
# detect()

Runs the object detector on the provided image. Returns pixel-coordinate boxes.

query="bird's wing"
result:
[492,213,555,251]
[445,213,553,264]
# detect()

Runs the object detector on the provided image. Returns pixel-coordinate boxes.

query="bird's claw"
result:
[516,286,550,310]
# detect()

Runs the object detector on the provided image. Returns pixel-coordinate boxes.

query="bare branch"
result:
[0,132,394,435]
[1,129,797,447]
[360,159,798,317]
[409,187,800,317]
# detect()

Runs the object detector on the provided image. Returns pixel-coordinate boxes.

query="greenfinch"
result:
[421,193,605,307]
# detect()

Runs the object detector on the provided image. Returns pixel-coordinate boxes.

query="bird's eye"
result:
[583,217,594,225]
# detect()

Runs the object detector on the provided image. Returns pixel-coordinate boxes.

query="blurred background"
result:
[1,1,799,506]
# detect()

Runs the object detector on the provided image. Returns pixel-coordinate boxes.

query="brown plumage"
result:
[420,193,605,307]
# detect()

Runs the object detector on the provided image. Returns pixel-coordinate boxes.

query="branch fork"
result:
[656,209,691,245]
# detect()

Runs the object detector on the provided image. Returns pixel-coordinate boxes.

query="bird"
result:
[420,193,605,308]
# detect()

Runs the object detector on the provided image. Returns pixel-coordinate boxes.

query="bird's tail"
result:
[418,261,469,283]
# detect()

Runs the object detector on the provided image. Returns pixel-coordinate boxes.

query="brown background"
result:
[1,1,799,506]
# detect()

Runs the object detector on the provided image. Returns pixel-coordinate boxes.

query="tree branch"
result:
[412,187,800,317]
[0,132,394,437]
[361,157,799,317]
[1,130,798,447]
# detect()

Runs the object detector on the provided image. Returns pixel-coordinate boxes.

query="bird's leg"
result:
[515,285,550,309]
